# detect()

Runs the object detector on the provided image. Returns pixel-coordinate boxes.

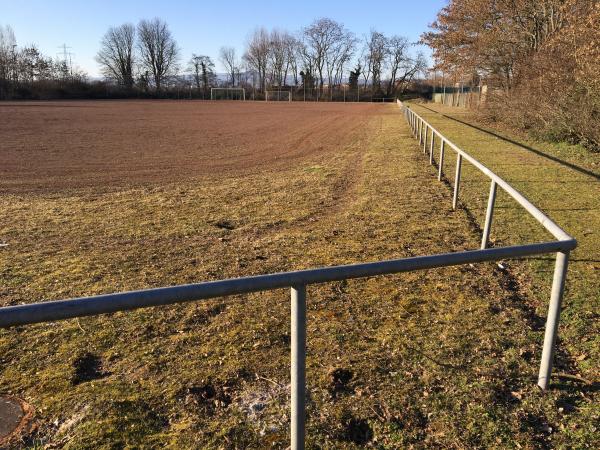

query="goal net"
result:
[211,88,246,101]
[265,90,291,102]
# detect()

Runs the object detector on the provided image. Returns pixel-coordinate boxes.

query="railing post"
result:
[538,251,570,390]
[438,140,445,181]
[291,285,307,450]
[429,133,435,165]
[415,116,418,138]
[423,126,428,153]
[453,153,462,210]
[481,180,497,249]
[419,120,423,145]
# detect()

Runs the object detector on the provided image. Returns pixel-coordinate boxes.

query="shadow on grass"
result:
[416,104,600,182]
[524,257,600,264]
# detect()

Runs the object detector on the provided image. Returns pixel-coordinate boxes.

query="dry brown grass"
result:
[0,101,595,448]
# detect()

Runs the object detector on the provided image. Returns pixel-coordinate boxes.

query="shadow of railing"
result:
[416,103,600,182]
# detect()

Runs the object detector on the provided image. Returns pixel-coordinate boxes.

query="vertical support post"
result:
[291,285,307,450]
[481,180,497,249]
[538,251,570,390]
[423,126,428,153]
[438,140,445,181]
[429,133,435,165]
[453,153,462,210]
[419,120,422,145]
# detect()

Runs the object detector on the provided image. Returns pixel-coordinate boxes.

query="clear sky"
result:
[1,0,446,77]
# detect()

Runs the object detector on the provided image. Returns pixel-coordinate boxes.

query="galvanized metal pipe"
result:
[430,133,435,165]
[423,126,428,153]
[398,104,574,243]
[538,251,570,390]
[453,153,462,210]
[0,241,573,329]
[397,100,577,394]
[481,180,497,249]
[291,285,306,450]
[438,140,445,181]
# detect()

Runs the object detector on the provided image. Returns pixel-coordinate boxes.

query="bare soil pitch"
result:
[0,100,380,193]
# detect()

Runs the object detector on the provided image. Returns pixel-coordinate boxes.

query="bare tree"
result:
[385,35,409,95]
[0,25,17,97]
[328,29,356,88]
[188,54,215,93]
[359,51,372,88]
[365,30,388,93]
[219,46,237,86]
[285,34,301,86]
[302,18,347,91]
[394,51,427,95]
[137,18,179,92]
[243,28,270,91]
[269,30,288,86]
[96,24,135,88]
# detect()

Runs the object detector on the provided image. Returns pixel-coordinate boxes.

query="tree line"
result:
[422,0,600,151]
[0,17,427,100]
[0,24,90,99]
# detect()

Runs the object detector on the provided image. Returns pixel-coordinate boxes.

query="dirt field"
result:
[0,101,380,192]
[0,101,596,448]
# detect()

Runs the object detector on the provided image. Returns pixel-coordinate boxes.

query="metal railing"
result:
[401,100,576,388]
[0,102,576,449]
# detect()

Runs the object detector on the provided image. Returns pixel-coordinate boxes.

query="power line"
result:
[57,44,74,76]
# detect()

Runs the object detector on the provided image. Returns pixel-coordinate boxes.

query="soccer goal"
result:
[211,88,246,101]
[265,90,291,102]
[371,97,396,103]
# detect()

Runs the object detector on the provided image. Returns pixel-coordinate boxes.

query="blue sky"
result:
[1,0,447,77]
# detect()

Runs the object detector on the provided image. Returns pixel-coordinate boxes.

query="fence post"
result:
[453,153,462,210]
[417,118,419,142]
[291,285,307,450]
[419,120,423,145]
[430,133,435,165]
[538,251,570,390]
[423,126,428,153]
[438,140,445,181]
[481,180,497,249]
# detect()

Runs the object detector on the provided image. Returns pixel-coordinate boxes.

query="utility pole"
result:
[57,44,74,78]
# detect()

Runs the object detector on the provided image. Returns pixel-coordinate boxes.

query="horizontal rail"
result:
[0,241,573,329]
[398,101,574,243]
[399,100,576,392]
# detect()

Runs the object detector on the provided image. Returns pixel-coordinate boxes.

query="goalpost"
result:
[265,90,291,102]
[211,88,246,101]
